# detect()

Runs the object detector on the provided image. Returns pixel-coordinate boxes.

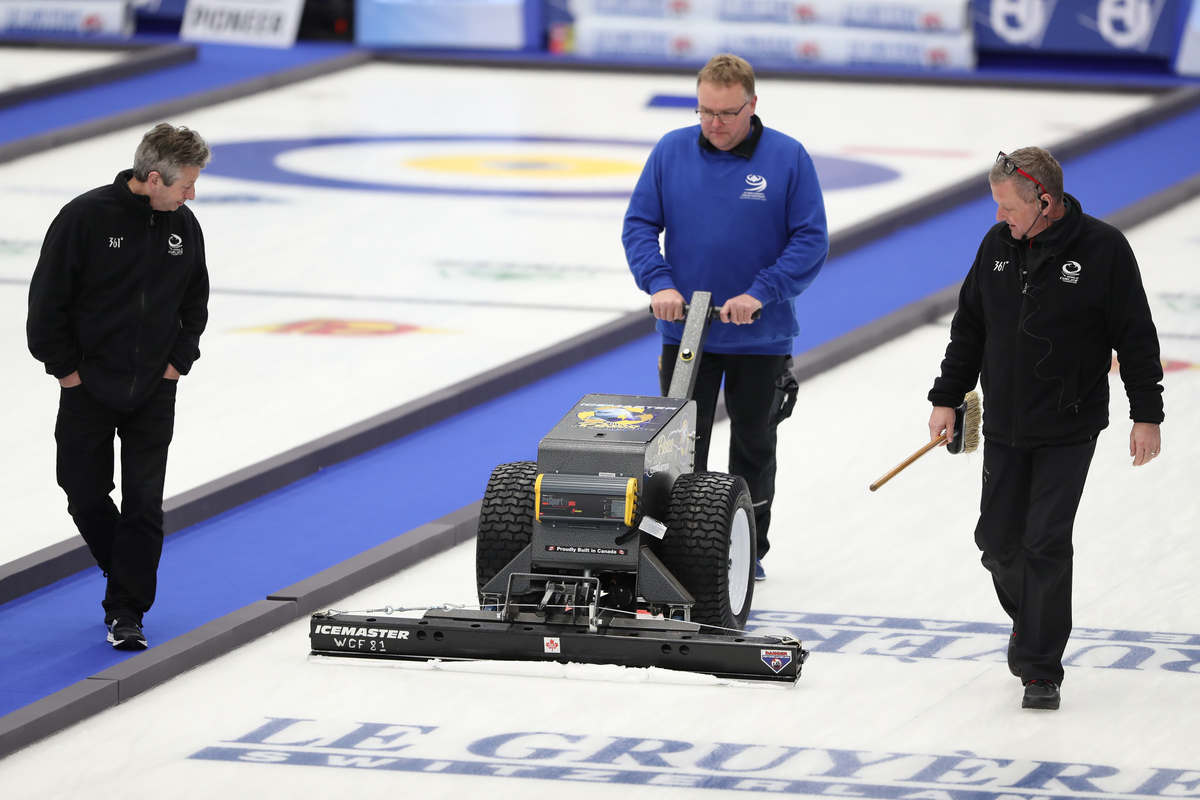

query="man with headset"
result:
[928,146,1163,710]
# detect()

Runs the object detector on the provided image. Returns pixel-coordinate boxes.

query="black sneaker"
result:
[1022,679,1060,710]
[1008,631,1019,677]
[107,617,148,650]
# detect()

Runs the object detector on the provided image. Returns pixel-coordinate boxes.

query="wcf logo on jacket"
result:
[741,174,767,201]
[168,234,183,256]
[1061,260,1081,283]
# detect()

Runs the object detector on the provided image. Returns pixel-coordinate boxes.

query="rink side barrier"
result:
[0,40,197,112]
[2,80,1198,608]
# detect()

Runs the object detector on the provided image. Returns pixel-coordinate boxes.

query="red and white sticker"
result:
[761,649,793,673]
[544,637,561,654]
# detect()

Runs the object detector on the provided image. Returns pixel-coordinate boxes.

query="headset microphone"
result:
[1017,201,1046,239]
[1020,217,1038,240]
[1021,198,1047,240]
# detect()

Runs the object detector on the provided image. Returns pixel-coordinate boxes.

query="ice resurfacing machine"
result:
[310,292,808,683]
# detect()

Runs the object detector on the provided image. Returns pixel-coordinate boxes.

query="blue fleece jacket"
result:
[623,118,828,355]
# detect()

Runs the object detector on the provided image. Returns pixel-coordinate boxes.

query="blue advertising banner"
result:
[974,0,1181,58]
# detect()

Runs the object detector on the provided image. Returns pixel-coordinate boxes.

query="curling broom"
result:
[869,391,981,492]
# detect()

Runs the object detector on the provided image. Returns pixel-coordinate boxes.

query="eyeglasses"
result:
[696,100,749,124]
[996,151,1047,196]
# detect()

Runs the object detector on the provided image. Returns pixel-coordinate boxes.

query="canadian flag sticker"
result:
[544,637,561,654]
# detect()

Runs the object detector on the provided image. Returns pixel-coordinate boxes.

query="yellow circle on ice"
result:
[404,154,642,178]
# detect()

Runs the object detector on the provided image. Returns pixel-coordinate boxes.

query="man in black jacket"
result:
[27,123,211,650]
[928,147,1163,710]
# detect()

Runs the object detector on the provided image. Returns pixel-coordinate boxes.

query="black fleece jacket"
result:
[27,170,209,412]
[929,193,1163,446]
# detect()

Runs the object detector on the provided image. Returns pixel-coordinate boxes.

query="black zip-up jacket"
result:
[27,170,209,412]
[930,193,1163,446]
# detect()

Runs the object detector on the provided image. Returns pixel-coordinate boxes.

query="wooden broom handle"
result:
[869,435,947,492]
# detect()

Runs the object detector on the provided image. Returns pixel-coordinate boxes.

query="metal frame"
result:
[309,609,807,683]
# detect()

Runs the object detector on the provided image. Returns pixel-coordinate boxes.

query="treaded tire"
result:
[476,461,537,596]
[659,471,757,631]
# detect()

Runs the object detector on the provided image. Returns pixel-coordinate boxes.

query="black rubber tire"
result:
[659,471,757,631]
[475,461,537,596]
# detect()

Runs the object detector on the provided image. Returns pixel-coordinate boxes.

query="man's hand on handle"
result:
[650,288,686,322]
[719,294,763,325]
[928,405,957,445]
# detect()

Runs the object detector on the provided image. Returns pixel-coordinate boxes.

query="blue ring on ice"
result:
[206,135,899,199]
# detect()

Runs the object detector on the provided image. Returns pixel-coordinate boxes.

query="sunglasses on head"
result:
[996,151,1048,199]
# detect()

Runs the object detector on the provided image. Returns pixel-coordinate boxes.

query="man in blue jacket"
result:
[623,53,829,580]
[27,123,211,650]
[929,147,1163,710]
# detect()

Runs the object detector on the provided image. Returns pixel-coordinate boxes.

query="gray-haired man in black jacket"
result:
[928,146,1163,711]
[27,123,211,650]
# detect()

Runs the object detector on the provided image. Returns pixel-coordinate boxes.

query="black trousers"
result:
[659,345,791,558]
[975,437,1097,684]
[55,380,177,624]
